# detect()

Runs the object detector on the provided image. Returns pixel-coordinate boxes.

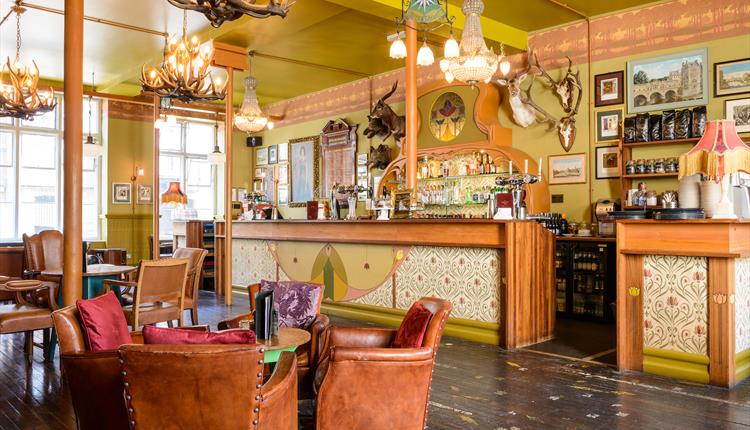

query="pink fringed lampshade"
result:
[679,120,750,180]
[161,182,188,205]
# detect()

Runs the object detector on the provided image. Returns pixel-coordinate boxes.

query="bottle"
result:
[489,158,496,174]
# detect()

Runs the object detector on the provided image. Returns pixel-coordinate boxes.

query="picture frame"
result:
[725,97,750,133]
[289,136,320,207]
[595,146,620,179]
[548,153,586,185]
[261,166,275,204]
[136,184,152,204]
[254,167,263,178]
[594,71,624,107]
[357,153,368,165]
[112,183,132,204]
[268,145,278,164]
[255,147,268,165]
[277,142,289,162]
[714,58,750,97]
[595,108,623,143]
[277,185,289,205]
[627,48,708,113]
[277,164,289,185]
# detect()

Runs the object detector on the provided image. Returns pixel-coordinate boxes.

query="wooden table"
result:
[258,327,310,363]
[43,264,137,302]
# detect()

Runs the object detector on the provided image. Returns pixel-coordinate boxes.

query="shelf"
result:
[422,202,488,207]
[418,173,502,182]
[622,137,699,147]
[623,205,661,210]
[622,173,678,179]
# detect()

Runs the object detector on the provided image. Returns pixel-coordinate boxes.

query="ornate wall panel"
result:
[232,239,277,287]
[736,258,750,354]
[643,255,708,356]
[351,277,395,309]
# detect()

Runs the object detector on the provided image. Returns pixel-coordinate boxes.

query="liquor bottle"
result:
[489,158,496,174]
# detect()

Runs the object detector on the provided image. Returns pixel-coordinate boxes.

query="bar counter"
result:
[617,219,750,387]
[213,219,556,348]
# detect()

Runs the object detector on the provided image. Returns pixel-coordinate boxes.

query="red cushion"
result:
[76,291,133,352]
[142,326,257,345]
[391,302,433,348]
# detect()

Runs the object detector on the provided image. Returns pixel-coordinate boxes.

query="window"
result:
[0,96,103,241]
[159,119,221,237]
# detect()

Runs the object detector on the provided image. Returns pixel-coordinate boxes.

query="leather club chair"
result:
[0,279,57,363]
[314,297,452,430]
[218,282,330,399]
[172,247,208,325]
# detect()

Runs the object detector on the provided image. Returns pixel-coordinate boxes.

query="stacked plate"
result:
[678,174,701,209]
[700,180,720,217]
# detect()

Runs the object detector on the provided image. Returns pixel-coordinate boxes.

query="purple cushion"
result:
[76,291,133,352]
[142,326,256,345]
[260,280,321,329]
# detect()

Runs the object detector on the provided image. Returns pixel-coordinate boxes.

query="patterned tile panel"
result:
[394,246,501,323]
[643,255,708,356]
[232,239,277,287]
[351,277,394,309]
[736,258,750,354]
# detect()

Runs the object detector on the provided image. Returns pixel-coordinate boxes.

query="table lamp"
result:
[161,181,188,205]
[679,120,750,218]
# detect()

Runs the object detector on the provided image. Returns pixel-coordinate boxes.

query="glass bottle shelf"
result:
[417,172,504,182]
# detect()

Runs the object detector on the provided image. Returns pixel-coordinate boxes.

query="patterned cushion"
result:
[260,280,320,329]
[391,302,433,348]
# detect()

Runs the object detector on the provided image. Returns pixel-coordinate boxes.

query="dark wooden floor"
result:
[2,291,749,429]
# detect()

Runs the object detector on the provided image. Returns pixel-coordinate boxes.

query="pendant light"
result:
[416,32,435,66]
[207,114,225,165]
[234,53,271,133]
[83,72,103,158]
[444,29,459,58]
[442,0,500,85]
[387,0,454,64]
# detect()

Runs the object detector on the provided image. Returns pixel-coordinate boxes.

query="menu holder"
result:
[255,290,274,340]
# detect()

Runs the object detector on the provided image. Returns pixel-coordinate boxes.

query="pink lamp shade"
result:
[161,182,188,205]
[679,120,750,180]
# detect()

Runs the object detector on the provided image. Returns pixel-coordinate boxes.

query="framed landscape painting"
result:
[714,58,750,97]
[627,49,708,113]
[548,153,586,185]
[726,98,750,133]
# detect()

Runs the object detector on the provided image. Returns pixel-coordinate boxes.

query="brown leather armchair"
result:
[218,282,330,400]
[314,297,452,430]
[22,230,63,305]
[0,279,57,363]
[172,247,208,325]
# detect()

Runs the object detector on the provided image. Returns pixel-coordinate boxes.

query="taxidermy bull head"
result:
[366,144,392,170]
[365,82,406,146]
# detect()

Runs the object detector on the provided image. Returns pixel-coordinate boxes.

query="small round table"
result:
[42,263,137,302]
[259,327,311,363]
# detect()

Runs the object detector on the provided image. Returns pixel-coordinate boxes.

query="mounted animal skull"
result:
[365,82,406,146]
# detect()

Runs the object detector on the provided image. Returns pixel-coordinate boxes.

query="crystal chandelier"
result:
[234,57,270,133]
[166,0,291,28]
[388,0,454,65]
[440,0,507,85]
[0,4,56,120]
[141,11,226,105]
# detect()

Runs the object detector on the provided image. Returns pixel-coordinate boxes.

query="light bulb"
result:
[214,76,223,88]
[439,59,449,73]
[389,39,407,59]
[191,35,199,45]
[500,59,511,76]
[445,71,454,84]
[416,43,434,67]
[444,35,459,58]
[267,121,275,130]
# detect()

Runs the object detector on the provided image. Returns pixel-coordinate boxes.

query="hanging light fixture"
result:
[0,3,56,120]
[207,114,225,165]
[442,0,499,85]
[388,32,407,59]
[84,72,103,158]
[416,32,435,66]
[141,10,226,105]
[387,0,454,63]
[166,0,291,28]
[161,181,188,205]
[234,53,271,133]
[498,43,511,76]
[444,29,460,58]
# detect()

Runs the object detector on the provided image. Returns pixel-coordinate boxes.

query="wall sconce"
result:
[131,166,145,182]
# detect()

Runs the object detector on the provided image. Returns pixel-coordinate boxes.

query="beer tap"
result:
[494,159,541,220]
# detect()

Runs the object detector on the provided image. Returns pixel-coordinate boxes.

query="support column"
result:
[152,95,160,260]
[224,67,234,305]
[62,0,84,306]
[405,21,418,193]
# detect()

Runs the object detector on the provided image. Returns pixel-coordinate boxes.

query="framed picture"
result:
[277,142,289,162]
[254,167,263,178]
[136,184,152,204]
[714,58,750,97]
[548,153,586,185]
[596,108,623,143]
[112,183,131,204]
[278,164,289,185]
[627,48,708,113]
[261,166,275,204]
[357,153,368,165]
[726,98,750,133]
[255,147,268,165]
[268,145,278,164]
[595,146,620,179]
[594,71,624,107]
[277,185,289,205]
[289,136,320,207]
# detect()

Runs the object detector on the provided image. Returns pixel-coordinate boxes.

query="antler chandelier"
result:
[141,11,226,105]
[167,0,291,28]
[439,0,508,85]
[234,75,268,133]
[0,3,56,120]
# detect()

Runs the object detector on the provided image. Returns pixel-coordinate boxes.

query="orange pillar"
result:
[62,0,84,306]
[224,67,234,305]
[405,21,418,194]
[152,95,160,260]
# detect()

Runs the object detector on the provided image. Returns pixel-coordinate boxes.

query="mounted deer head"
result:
[496,55,537,128]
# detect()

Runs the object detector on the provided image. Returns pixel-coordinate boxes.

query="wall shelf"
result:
[622,173,678,179]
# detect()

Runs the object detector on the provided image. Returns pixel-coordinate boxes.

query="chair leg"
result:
[24,331,33,364]
[190,307,198,326]
[42,329,51,362]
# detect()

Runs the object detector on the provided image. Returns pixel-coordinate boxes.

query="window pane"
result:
[20,134,56,168]
[159,123,182,151]
[0,117,12,125]
[0,166,15,239]
[186,158,211,186]
[22,105,57,129]
[159,155,182,193]
[18,167,58,236]
[185,122,214,154]
[0,131,12,166]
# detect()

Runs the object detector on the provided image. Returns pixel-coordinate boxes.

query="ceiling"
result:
[0,0,661,106]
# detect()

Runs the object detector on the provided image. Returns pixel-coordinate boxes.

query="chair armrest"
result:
[327,326,396,349]
[4,280,58,310]
[102,279,137,288]
[307,314,330,364]
[3,280,43,291]
[260,351,298,430]
[217,312,254,330]
[330,346,433,363]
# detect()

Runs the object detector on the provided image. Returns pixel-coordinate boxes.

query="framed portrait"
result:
[277,164,289,185]
[261,166,275,204]
[255,147,268,165]
[136,184,152,204]
[112,183,131,204]
[268,145,278,164]
[596,108,623,143]
[548,153,586,185]
[277,142,289,162]
[289,136,320,207]
[594,71,624,107]
[726,98,750,133]
[714,58,750,97]
[595,146,620,179]
[277,185,289,205]
[627,48,708,113]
